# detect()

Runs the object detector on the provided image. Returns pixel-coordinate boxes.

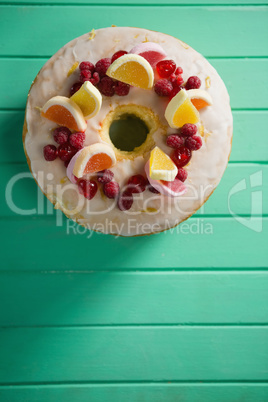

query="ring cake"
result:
[23,27,233,237]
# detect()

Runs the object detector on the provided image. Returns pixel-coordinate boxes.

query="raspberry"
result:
[180,123,198,137]
[169,74,184,88]
[97,169,114,184]
[111,50,128,63]
[185,135,202,151]
[156,60,176,78]
[166,134,184,149]
[148,185,160,194]
[103,181,120,199]
[89,72,100,86]
[58,144,77,162]
[80,69,92,83]
[169,86,182,100]
[43,144,58,161]
[127,175,147,194]
[79,61,95,72]
[185,76,201,90]
[176,168,188,182]
[117,190,133,211]
[171,146,192,168]
[115,81,130,96]
[77,179,98,200]
[95,58,111,77]
[98,76,115,97]
[53,126,71,145]
[70,82,82,96]
[154,79,173,97]
[175,66,183,75]
[69,132,85,150]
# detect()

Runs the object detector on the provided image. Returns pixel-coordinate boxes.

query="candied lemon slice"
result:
[70,81,102,119]
[187,89,213,110]
[106,54,154,89]
[73,143,116,178]
[165,89,199,128]
[41,96,87,132]
[149,146,178,181]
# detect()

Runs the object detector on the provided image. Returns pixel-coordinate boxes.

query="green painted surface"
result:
[0,1,268,401]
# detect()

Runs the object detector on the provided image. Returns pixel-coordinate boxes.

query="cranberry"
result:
[127,174,147,194]
[70,82,82,96]
[148,185,160,194]
[154,79,173,97]
[69,132,85,150]
[185,76,201,90]
[58,144,77,162]
[103,181,120,199]
[97,169,114,184]
[80,69,92,82]
[171,146,192,168]
[117,190,133,211]
[156,60,176,78]
[115,81,130,96]
[98,76,115,97]
[77,179,98,200]
[185,135,202,151]
[43,144,58,161]
[79,61,95,72]
[111,50,128,63]
[89,72,100,86]
[166,134,184,149]
[180,123,198,137]
[176,168,188,182]
[53,126,71,145]
[95,58,111,77]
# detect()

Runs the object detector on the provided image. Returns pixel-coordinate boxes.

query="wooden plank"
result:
[0,384,268,402]
[0,327,267,383]
[0,6,267,57]
[1,163,266,217]
[1,272,267,326]
[2,0,268,5]
[0,110,267,163]
[1,58,267,110]
[0,217,266,270]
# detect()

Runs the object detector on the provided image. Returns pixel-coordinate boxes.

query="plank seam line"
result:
[1,324,268,329]
[0,269,268,273]
[1,380,268,387]
[0,3,267,7]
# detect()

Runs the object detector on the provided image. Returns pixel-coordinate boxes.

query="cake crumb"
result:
[35,106,42,112]
[142,36,149,43]
[199,124,204,137]
[204,131,212,141]
[178,39,189,49]
[205,76,211,88]
[60,176,68,184]
[88,29,96,40]
[141,207,158,214]
[111,24,117,27]
[67,61,79,77]
[134,34,139,39]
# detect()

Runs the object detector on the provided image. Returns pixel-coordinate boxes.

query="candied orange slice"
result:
[70,81,102,119]
[187,89,213,110]
[41,96,87,132]
[73,143,116,178]
[106,54,154,89]
[149,146,178,181]
[164,89,199,128]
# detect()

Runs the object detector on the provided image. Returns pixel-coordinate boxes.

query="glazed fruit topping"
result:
[58,144,77,162]
[180,123,198,137]
[79,61,95,72]
[98,76,115,97]
[154,79,173,97]
[103,181,120,199]
[97,169,114,184]
[53,126,71,145]
[77,179,98,200]
[69,132,85,149]
[70,82,82,96]
[185,135,202,151]
[127,174,148,193]
[148,185,160,194]
[43,144,58,161]
[118,190,134,211]
[185,76,201,90]
[175,67,183,75]
[80,69,92,83]
[176,167,188,182]
[89,72,100,86]
[156,60,176,78]
[111,50,128,63]
[95,58,112,77]
[166,134,184,149]
[171,146,192,168]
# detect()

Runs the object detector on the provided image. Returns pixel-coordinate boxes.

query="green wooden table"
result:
[0,1,268,401]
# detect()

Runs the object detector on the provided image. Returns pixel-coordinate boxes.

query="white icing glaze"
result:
[24,27,232,236]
